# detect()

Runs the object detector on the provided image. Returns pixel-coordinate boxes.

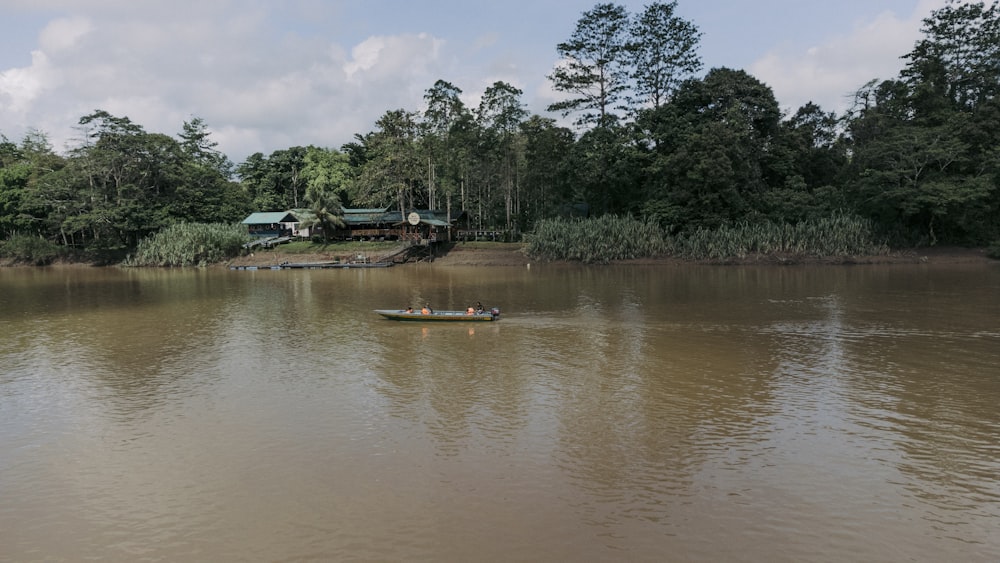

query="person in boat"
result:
[466,304,475,315]
[405,306,414,313]
[475,301,485,314]
[421,304,433,315]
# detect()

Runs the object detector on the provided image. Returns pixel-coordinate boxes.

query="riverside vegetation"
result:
[2,2,1000,266]
[3,213,999,268]
[524,213,893,264]
[123,223,250,267]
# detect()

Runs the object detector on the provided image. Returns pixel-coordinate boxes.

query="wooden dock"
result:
[230,261,393,270]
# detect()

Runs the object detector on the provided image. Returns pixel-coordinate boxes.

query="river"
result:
[1,262,998,562]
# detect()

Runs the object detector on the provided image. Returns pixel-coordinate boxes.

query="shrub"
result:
[0,234,63,265]
[125,223,250,267]
[987,241,1000,260]
[672,213,889,260]
[523,212,888,263]
[524,215,669,263]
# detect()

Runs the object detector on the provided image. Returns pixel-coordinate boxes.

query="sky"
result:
[0,0,949,164]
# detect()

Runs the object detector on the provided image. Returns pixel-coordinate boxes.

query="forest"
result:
[1,1,999,264]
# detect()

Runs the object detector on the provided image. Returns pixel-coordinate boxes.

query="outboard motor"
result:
[491,307,501,319]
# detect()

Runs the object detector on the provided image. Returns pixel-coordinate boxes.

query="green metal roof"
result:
[344,207,391,214]
[420,218,451,227]
[242,212,299,224]
[342,211,395,225]
[340,208,464,227]
[242,208,465,227]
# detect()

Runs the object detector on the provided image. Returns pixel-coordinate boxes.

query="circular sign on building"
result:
[407,212,420,225]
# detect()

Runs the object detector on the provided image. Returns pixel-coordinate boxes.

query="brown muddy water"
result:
[1,263,998,562]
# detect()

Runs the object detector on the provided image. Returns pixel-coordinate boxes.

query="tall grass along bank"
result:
[525,216,670,263]
[125,223,250,267]
[525,214,888,263]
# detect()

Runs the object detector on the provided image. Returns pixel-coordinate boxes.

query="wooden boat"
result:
[374,307,501,322]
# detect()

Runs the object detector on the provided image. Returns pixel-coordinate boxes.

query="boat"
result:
[374,307,501,322]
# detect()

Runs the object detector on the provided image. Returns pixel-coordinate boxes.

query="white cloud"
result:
[750,0,948,116]
[344,33,444,84]
[1,0,954,162]
[38,16,93,53]
[0,51,51,115]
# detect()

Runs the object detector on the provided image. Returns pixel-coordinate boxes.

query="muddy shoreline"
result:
[3,243,994,268]
[224,244,995,268]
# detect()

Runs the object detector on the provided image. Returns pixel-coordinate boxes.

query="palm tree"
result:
[298,189,346,242]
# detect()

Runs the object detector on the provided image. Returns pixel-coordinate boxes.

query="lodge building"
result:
[241,207,474,243]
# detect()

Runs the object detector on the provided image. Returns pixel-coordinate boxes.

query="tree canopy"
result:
[1,1,998,259]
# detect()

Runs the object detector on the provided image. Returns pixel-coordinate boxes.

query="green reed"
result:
[525,213,887,262]
[673,213,889,260]
[125,223,250,267]
[524,215,670,263]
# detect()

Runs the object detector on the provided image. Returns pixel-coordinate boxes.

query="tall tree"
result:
[69,110,183,249]
[1,131,74,244]
[628,1,702,112]
[298,149,349,242]
[421,80,470,212]
[849,114,990,244]
[235,152,280,210]
[566,122,637,215]
[843,2,1000,244]
[755,102,849,223]
[302,146,352,206]
[178,117,233,178]
[902,0,1000,112]
[638,68,783,229]
[476,81,529,230]
[173,117,246,223]
[354,109,422,217]
[0,136,31,238]
[547,3,631,128]
[234,147,309,211]
[519,115,575,229]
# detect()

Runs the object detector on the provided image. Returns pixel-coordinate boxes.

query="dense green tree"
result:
[235,147,309,211]
[638,68,783,229]
[847,81,997,244]
[66,111,181,250]
[627,0,702,111]
[1,132,74,245]
[421,80,472,212]
[902,0,1000,112]
[0,115,248,253]
[844,1,1000,244]
[301,146,353,206]
[854,118,991,244]
[4,2,999,258]
[547,3,631,128]
[0,136,31,237]
[172,118,248,224]
[476,81,529,230]
[760,102,849,222]
[298,151,348,242]
[566,123,638,216]
[235,152,278,211]
[519,115,576,228]
[178,117,234,178]
[353,109,422,217]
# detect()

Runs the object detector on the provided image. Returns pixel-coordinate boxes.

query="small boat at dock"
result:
[374,307,501,322]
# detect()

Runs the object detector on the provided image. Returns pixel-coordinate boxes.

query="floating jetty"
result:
[229,261,393,270]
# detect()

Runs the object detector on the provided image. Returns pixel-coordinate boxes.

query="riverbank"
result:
[2,242,994,268]
[222,243,995,268]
